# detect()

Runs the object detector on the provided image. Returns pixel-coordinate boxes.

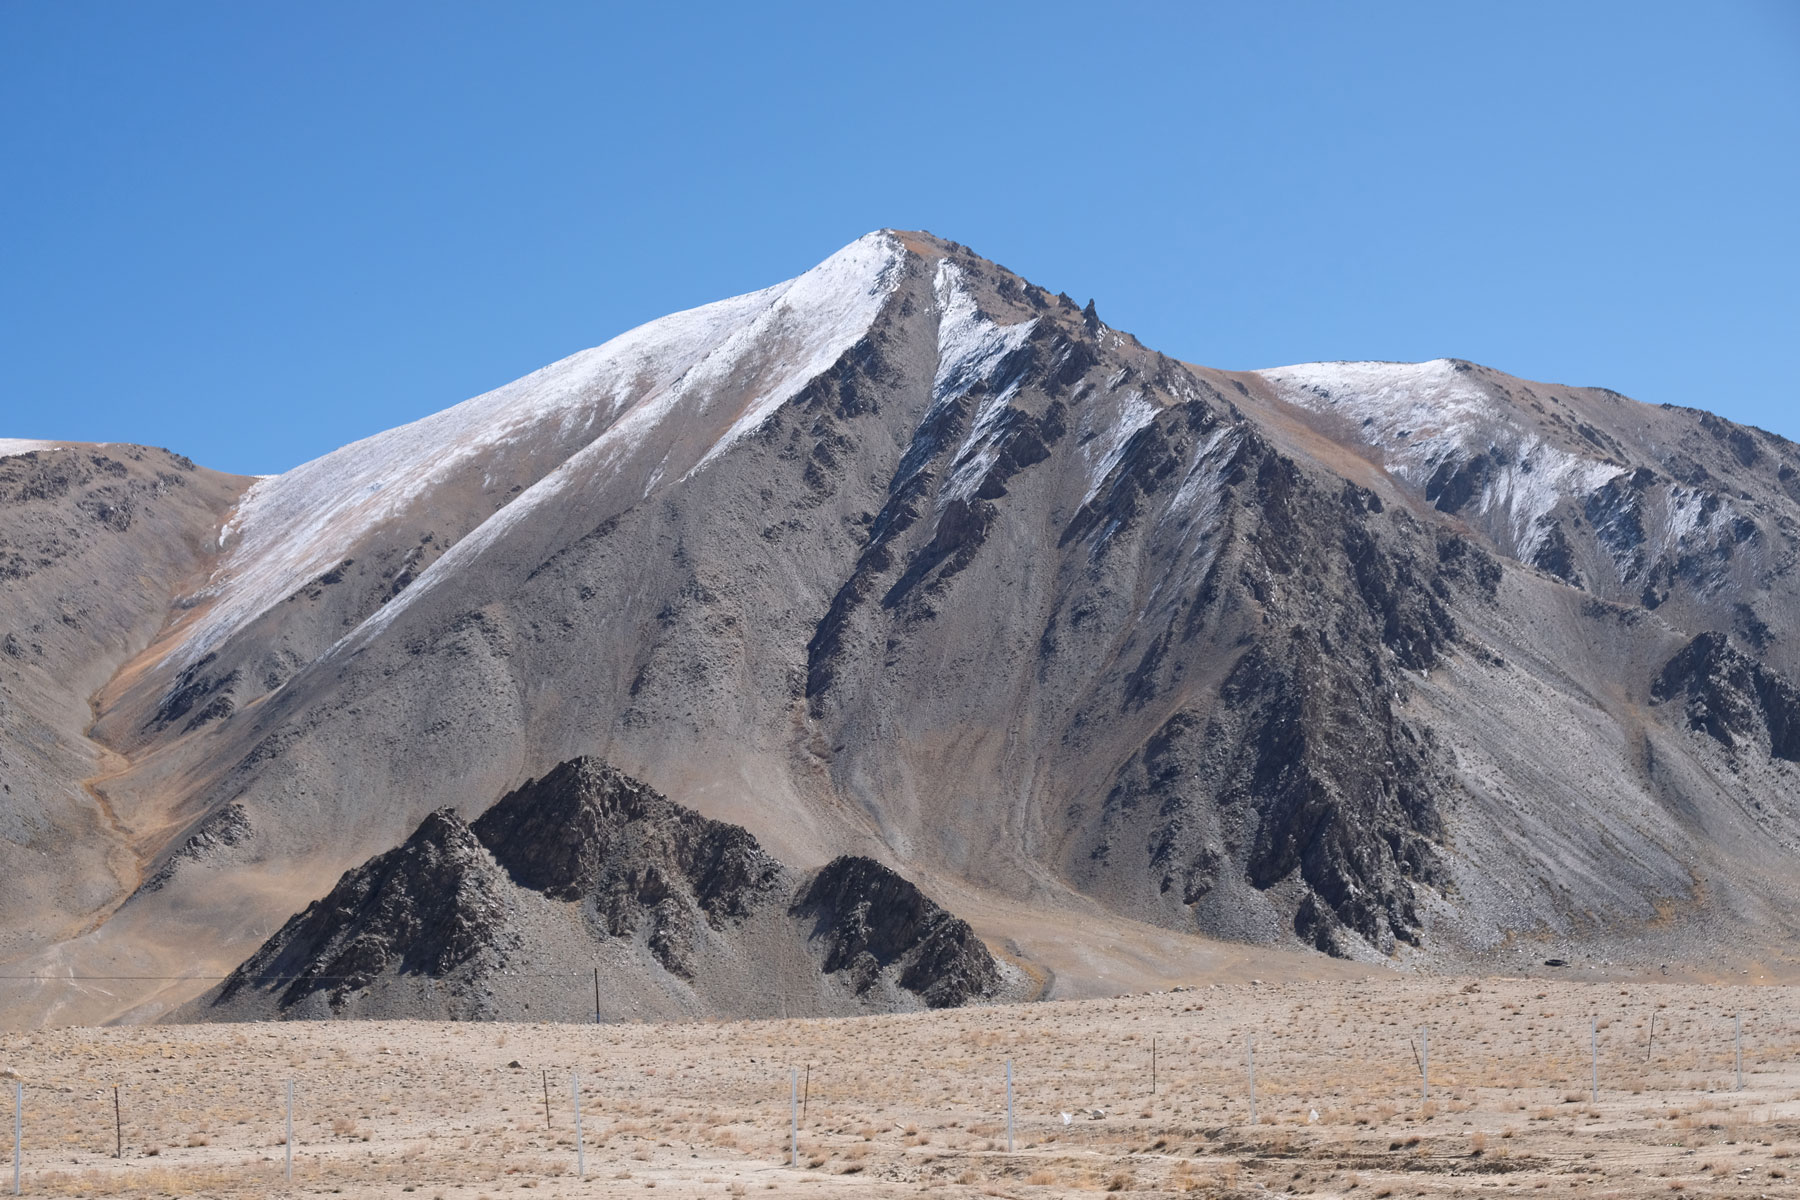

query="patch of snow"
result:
[1257,360,1493,452]
[0,438,67,457]
[931,261,1035,405]
[1256,359,1626,560]
[1141,426,1238,604]
[929,260,1036,503]
[686,232,906,475]
[1477,435,1623,560]
[1080,390,1159,507]
[1660,488,1705,550]
[176,232,905,671]
[1164,426,1238,519]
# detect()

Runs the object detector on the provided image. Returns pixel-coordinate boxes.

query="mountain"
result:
[0,442,245,970]
[5,229,1800,1026]
[198,756,1013,1020]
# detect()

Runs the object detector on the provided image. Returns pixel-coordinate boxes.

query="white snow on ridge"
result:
[1256,359,1625,560]
[0,438,68,457]
[1662,488,1704,549]
[933,260,1038,502]
[176,232,906,671]
[1256,360,1494,447]
[1080,389,1159,508]
[932,261,1035,404]
[687,231,906,475]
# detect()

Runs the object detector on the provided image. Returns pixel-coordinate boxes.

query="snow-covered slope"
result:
[173,231,905,670]
[0,439,69,457]
[1255,359,1626,561]
[1253,358,1777,605]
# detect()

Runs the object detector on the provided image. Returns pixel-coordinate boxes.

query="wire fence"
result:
[1,985,1796,1196]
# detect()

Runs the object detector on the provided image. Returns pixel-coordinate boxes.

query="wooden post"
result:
[542,1070,551,1130]
[1647,1011,1656,1062]
[593,968,601,1025]
[1005,1059,1014,1153]
[572,1073,585,1178]
[1735,1014,1743,1091]
[285,1080,293,1185]
[789,1069,798,1167]
[801,1064,810,1124]
[1420,1026,1430,1101]
[1246,1037,1256,1126]
[113,1085,121,1159]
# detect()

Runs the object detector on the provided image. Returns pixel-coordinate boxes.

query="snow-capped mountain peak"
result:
[173,231,906,670]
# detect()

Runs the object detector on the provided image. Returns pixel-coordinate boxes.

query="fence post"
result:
[1420,1026,1429,1102]
[1005,1059,1014,1153]
[572,1073,585,1179]
[1591,1017,1598,1103]
[285,1079,293,1184]
[1246,1036,1256,1126]
[789,1069,798,1167]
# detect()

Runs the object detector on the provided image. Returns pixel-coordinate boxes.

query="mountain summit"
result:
[5,230,1800,1025]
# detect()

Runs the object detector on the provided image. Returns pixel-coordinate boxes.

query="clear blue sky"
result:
[3,2,1796,475]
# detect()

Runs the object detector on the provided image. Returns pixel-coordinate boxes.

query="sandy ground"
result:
[1,978,1796,1199]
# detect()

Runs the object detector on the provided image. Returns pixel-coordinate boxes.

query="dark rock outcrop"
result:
[1223,634,1441,952]
[212,759,1007,1017]
[793,855,1003,1008]
[1652,632,1800,761]
[472,757,784,977]
[216,809,508,1010]
[136,802,252,895]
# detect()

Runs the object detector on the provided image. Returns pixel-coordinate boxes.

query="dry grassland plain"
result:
[2,979,1797,1199]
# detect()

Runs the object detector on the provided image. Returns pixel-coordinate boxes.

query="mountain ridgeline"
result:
[5,230,1800,1025]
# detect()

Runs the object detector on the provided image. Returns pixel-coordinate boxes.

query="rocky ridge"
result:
[205,757,1014,1020]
